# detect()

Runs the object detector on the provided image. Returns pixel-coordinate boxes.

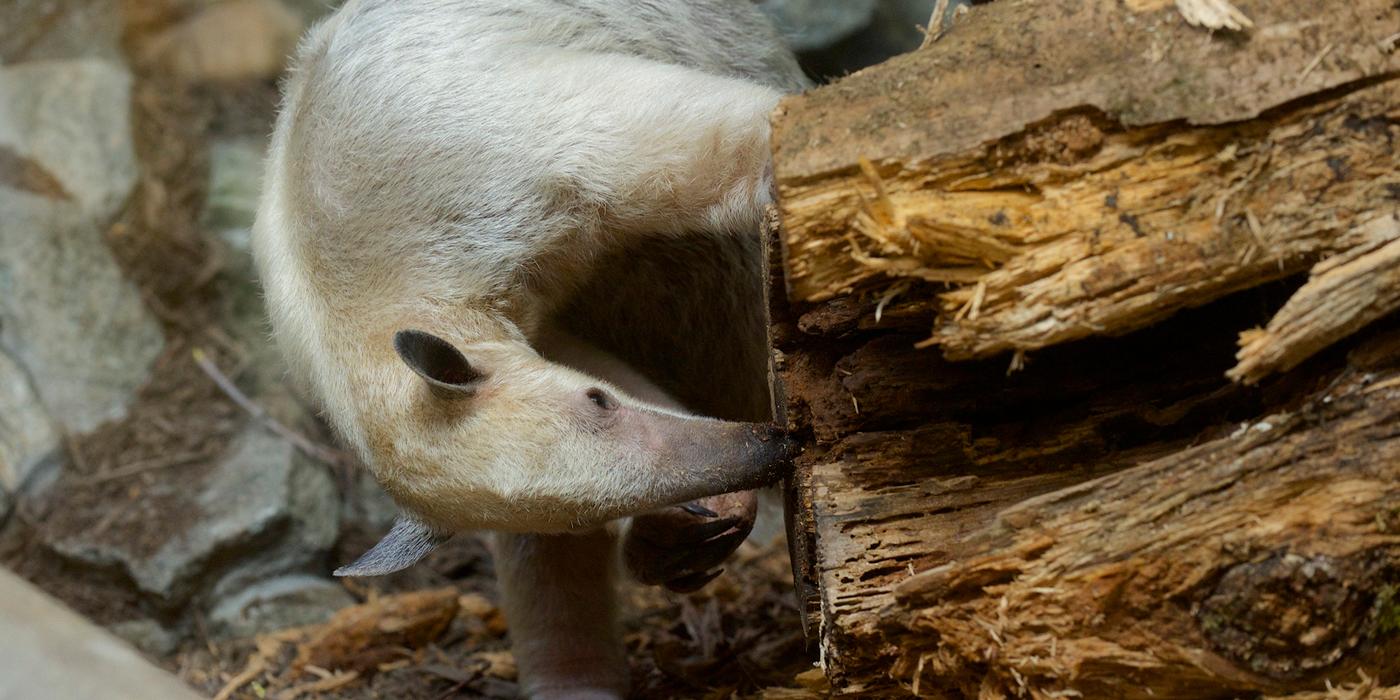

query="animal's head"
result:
[338,329,795,576]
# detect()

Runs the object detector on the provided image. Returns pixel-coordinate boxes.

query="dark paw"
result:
[623,491,756,593]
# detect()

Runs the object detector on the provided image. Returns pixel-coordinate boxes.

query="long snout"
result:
[648,415,798,506]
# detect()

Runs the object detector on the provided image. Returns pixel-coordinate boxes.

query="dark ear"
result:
[334,516,451,577]
[394,329,483,399]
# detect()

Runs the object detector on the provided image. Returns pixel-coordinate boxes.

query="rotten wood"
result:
[884,331,1400,698]
[1231,214,1400,384]
[772,0,1400,363]
[777,290,1291,695]
[293,588,460,675]
[770,0,1400,694]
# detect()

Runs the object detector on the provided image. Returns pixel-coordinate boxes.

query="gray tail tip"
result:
[333,516,451,577]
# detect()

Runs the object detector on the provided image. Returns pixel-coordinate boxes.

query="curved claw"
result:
[681,502,719,518]
[666,568,724,594]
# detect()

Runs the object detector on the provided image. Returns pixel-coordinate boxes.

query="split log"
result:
[886,332,1400,698]
[1231,215,1400,384]
[777,289,1311,694]
[773,0,1400,366]
[770,0,1400,695]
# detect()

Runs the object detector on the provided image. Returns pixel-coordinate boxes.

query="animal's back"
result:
[254,0,806,450]
[263,0,800,314]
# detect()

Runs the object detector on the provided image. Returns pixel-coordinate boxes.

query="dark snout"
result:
[705,421,800,493]
[745,422,800,466]
[645,412,801,508]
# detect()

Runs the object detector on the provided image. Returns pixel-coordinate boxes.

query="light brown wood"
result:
[773,0,1400,362]
[1231,214,1400,384]
[777,295,1289,695]
[885,335,1400,698]
[769,0,1400,695]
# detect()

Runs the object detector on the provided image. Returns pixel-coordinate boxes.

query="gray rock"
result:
[0,0,125,65]
[48,426,340,609]
[209,574,353,639]
[108,618,182,658]
[0,568,204,700]
[756,0,878,52]
[205,136,318,413]
[205,137,267,233]
[0,60,140,216]
[0,60,164,434]
[281,0,343,25]
[342,465,401,536]
[783,0,958,80]
[0,349,59,520]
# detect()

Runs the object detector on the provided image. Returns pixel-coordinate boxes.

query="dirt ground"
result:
[171,537,820,699]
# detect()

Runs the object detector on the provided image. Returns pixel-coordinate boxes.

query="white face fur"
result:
[380,330,792,535]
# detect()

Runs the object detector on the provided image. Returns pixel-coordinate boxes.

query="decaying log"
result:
[886,332,1400,699]
[773,0,1400,364]
[777,291,1296,694]
[1231,214,1400,384]
[769,0,1400,695]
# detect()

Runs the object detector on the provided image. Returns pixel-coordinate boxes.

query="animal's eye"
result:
[586,388,616,411]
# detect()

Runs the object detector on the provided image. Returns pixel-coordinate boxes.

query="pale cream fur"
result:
[253,1,806,695]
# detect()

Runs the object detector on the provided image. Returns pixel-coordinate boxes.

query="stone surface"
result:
[757,0,879,53]
[282,0,342,25]
[207,134,298,396]
[0,60,140,215]
[209,574,354,639]
[138,0,304,82]
[109,617,183,658]
[0,60,164,434]
[0,349,59,520]
[205,136,267,232]
[788,0,953,80]
[0,567,203,700]
[0,0,125,64]
[338,463,400,539]
[47,426,340,609]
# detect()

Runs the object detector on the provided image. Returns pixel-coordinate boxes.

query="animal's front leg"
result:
[623,489,758,593]
[494,529,626,700]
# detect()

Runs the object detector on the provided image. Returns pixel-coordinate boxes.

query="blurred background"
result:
[0,0,962,697]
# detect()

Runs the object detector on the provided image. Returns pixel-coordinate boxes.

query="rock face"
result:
[0,59,164,434]
[0,0,126,64]
[137,0,304,82]
[109,617,183,658]
[209,574,354,639]
[756,0,879,52]
[282,0,342,24]
[757,0,982,81]
[0,349,60,522]
[46,426,340,610]
[0,568,204,700]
